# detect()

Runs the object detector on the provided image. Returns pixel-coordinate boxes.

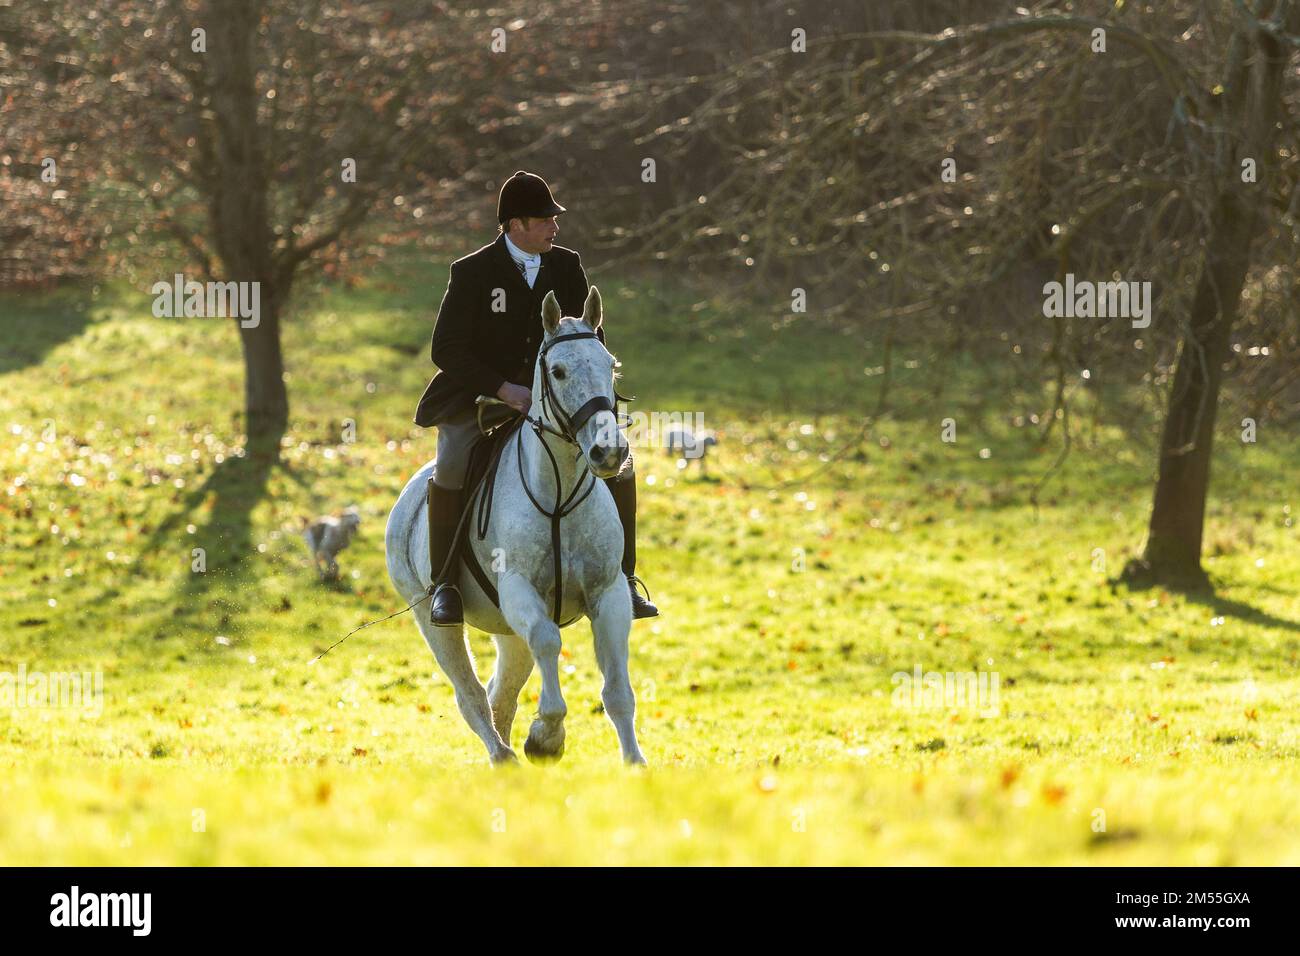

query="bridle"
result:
[471,329,629,625]
[530,332,621,447]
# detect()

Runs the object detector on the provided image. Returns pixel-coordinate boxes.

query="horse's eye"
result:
[551,366,565,380]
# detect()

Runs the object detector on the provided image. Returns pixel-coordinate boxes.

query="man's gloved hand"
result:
[496,382,532,414]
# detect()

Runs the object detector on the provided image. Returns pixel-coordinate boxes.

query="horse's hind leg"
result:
[487,632,534,747]
[415,616,516,764]
[590,581,646,765]
[498,575,567,763]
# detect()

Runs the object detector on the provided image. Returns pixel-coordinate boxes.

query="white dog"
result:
[303,506,360,581]
[663,424,718,472]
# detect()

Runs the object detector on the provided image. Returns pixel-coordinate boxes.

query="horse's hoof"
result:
[524,721,566,763]
[524,737,565,764]
[491,749,520,767]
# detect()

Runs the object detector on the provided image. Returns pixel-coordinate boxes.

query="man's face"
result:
[510,215,559,254]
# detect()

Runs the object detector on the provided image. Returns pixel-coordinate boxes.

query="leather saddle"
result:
[460,396,522,519]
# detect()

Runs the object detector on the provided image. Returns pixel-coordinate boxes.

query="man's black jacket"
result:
[414,233,602,427]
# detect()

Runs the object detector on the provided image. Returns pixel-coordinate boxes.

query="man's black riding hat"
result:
[497,170,566,224]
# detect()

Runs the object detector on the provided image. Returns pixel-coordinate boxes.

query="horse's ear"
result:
[582,286,603,331]
[541,290,562,333]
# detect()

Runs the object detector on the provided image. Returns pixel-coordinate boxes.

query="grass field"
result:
[2,241,1298,865]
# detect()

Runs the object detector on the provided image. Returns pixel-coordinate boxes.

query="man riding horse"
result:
[414,170,658,626]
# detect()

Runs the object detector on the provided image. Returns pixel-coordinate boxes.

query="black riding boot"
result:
[604,472,659,619]
[427,479,465,626]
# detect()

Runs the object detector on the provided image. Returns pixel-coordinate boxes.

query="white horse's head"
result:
[536,286,628,479]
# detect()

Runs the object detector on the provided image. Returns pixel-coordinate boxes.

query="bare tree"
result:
[6,0,491,442]
[1127,0,1300,589]
[6,0,643,443]
[543,0,1299,589]
[114,0,477,442]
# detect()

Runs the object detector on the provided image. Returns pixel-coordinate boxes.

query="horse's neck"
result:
[519,419,585,505]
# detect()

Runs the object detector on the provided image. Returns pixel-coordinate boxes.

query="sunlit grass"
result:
[1,242,1297,865]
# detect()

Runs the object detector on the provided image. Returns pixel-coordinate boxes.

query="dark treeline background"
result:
[1,0,1297,588]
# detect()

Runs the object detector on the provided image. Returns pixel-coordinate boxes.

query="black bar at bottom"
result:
[0,867,1286,941]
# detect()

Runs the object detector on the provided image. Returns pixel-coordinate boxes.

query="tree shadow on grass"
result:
[1116,567,1300,634]
[126,429,285,639]
[125,425,368,646]
[0,289,94,375]
[1180,588,1300,635]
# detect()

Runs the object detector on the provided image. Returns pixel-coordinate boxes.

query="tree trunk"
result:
[237,301,288,443]
[1129,6,1294,589]
[1139,194,1254,588]
[205,0,285,448]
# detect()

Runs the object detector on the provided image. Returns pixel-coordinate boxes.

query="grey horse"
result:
[385,287,645,766]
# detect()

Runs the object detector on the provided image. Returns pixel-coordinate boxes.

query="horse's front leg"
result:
[590,579,646,765]
[498,573,567,763]
[487,632,534,746]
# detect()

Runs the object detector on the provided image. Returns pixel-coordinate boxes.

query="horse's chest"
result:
[462,535,604,632]
[504,516,614,583]
[486,489,621,592]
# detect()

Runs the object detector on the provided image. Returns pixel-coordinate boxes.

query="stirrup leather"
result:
[628,574,653,601]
